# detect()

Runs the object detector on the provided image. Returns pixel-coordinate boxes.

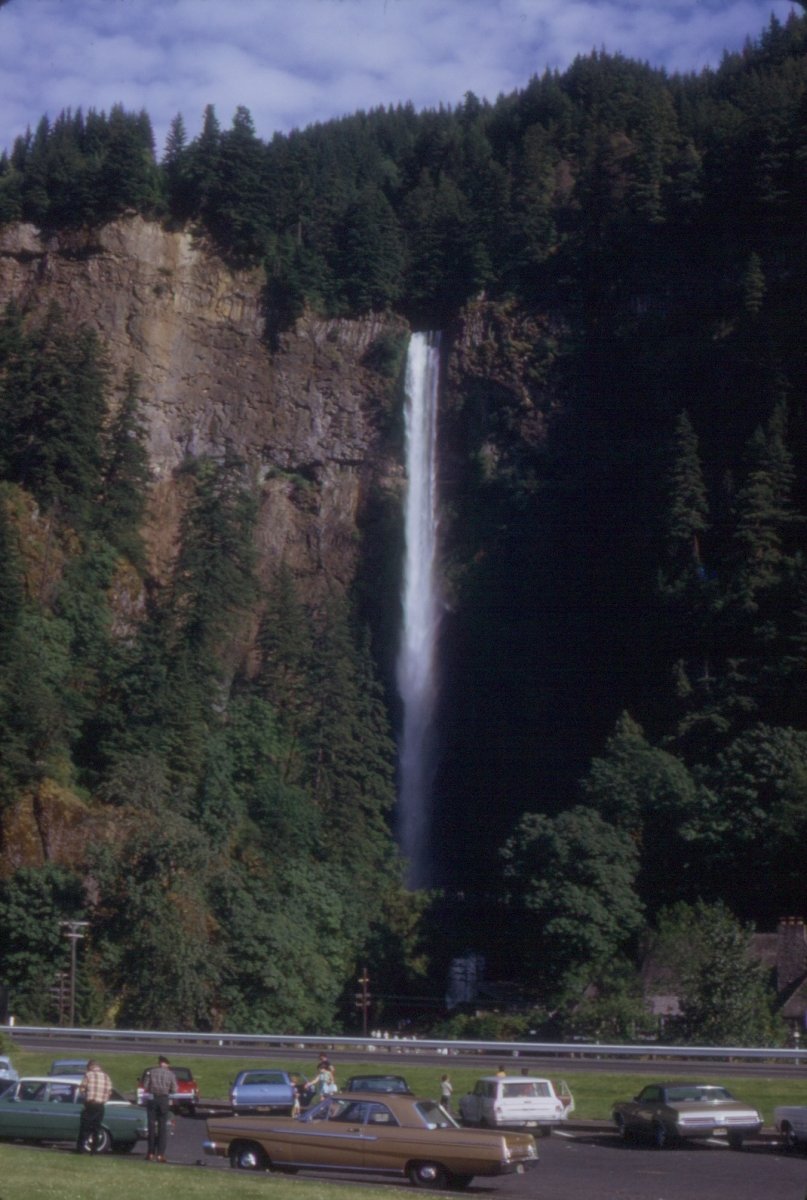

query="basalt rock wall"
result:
[0,215,408,599]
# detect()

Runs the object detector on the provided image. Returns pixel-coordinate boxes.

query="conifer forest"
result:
[0,11,806,1041]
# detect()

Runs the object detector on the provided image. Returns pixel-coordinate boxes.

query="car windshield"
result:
[415,1100,460,1130]
[664,1086,734,1103]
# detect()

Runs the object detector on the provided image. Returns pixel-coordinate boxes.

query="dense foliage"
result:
[1,11,807,1039]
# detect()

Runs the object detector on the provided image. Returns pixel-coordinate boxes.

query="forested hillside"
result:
[0,10,806,1037]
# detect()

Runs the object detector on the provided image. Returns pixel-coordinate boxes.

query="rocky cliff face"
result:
[0,216,407,597]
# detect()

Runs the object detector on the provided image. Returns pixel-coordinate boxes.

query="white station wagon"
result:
[459,1075,574,1134]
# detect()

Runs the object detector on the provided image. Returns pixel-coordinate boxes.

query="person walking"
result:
[76,1060,113,1153]
[142,1054,178,1162]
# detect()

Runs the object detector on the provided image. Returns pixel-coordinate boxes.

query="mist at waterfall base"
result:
[396,332,441,890]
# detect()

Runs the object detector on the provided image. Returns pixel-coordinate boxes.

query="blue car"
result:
[230,1069,295,1114]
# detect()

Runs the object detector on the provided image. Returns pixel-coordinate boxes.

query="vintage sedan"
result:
[0,1075,147,1153]
[230,1068,296,1114]
[612,1082,763,1149]
[137,1064,199,1114]
[344,1074,412,1095]
[205,1091,539,1188]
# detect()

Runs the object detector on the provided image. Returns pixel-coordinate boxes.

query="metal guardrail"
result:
[6,1024,804,1064]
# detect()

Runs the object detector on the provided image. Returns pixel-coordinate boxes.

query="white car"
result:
[0,1057,18,1087]
[774,1104,807,1151]
[459,1074,574,1135]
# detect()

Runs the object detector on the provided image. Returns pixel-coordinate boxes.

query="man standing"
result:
[142,1054,178,1162]
[76,1060,113,1153]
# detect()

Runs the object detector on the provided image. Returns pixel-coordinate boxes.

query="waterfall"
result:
[397,331,441,888]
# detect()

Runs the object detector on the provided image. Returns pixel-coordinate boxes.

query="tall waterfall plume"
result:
[397,331,441,888]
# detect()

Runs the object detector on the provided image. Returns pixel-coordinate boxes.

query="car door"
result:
[0,1080,52,1139]
[278,1099,369,1170]
[356,1101,405,1174]
[633,1085,663,1133]
[38,1082,82,1142]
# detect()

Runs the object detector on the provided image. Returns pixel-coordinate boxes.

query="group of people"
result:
[76,1054,177,1161]
[76,1051,459,1160]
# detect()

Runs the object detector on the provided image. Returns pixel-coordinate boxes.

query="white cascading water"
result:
[397,331,441,888]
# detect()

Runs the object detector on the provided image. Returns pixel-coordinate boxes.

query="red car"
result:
[137,1065,199,1115]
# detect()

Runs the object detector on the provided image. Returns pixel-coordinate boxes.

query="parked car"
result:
[137,1064,199,1115]
[0,1057,18,1085]
[230,1069,296,1115]
[612,1082,763,1149]
[204,1090,539,1187]
[344,1074,412,1094]
[48,1058,89,1080]
[774,1104,807,1151]
[459,1075,574,1135]
[0,1075,147,1153]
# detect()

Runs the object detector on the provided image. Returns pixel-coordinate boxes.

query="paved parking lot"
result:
[162,1112,807,1199]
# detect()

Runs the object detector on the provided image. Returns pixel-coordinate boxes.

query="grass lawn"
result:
[7,1043,807,1125]
[0,1143,408,1200]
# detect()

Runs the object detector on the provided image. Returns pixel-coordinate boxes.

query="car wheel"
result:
[229,1141,268,1171]
[82,1127,111,1154]
[652,1121,670,1149]
[614,1113,631,1141]
[408,1161,450,1189]
[728,1132,744,1150]
[781,1121,801,1152]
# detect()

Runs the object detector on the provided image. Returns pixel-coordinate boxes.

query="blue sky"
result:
[0,0,799,156]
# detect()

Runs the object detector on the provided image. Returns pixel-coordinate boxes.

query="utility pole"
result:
[355,967,371,1037]
[60,921,89,1027]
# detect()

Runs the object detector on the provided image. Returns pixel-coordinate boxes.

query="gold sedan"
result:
[204,1091,540,1189]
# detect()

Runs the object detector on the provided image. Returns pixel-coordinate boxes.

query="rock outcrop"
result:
[0,216,407,594]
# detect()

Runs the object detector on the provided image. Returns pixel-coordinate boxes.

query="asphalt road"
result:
[158,1112,807,1199]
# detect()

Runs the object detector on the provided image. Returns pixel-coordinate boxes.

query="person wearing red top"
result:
[76,1060,113,1153]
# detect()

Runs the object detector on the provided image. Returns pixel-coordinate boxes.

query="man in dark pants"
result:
[142,1055,178,1162]
[76,1060,113,1153]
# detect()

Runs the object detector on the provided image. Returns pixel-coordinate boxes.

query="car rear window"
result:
[173,1068,192,1082]
[502,1081,551,1098]
[241,1072,287,1086]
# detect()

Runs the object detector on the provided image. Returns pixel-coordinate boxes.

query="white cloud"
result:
[0,0,798,153]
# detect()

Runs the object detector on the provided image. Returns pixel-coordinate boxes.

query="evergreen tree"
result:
[99,367,151,563]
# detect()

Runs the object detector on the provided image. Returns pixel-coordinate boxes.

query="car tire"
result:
[727,1132,744,1150]
[82,1127,111,1154]
[614,1113,632,1141]
[652,1121,670,1149]
[408,1161,450,1189]
[781,1121,801,1153]
[229,1141,268,1171]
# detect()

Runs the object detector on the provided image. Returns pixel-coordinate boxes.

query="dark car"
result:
[343,1073,412,1095]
